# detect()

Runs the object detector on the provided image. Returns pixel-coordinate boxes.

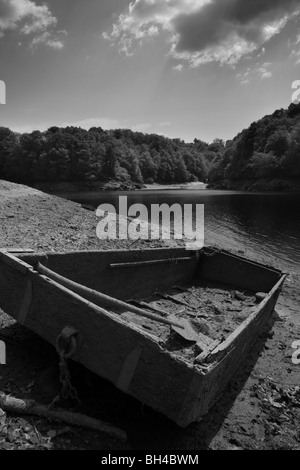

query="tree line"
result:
[209,103,300,187]
[0,126,225,186]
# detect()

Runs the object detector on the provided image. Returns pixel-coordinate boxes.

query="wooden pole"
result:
[0,393,127,443]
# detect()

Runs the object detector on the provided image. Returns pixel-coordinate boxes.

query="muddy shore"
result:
[0,180,299,450]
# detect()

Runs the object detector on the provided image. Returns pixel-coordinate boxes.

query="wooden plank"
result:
[128,300,171,317]
[6,249,35,254]
[197,249,282,293]
[205,275,287,363]
[18,276,33,325]
[116,347,143,393]
[194,340,222,364]
[19,248,199,301]
[109,257,193,269]
[195,334,216,354]
[0,250,33,275]
[0,263,29,316]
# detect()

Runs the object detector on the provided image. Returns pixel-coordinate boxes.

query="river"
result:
[59,189,300,276]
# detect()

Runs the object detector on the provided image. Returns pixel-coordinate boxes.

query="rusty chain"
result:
[56,326,81,406]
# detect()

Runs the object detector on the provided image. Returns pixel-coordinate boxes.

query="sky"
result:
[0,0,300,143]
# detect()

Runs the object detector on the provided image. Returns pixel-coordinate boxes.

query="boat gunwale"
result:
[14,246,284,278]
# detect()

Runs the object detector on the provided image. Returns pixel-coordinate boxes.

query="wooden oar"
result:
[36,263,199,342]
[157,292,198,310]
[128,299,185,317]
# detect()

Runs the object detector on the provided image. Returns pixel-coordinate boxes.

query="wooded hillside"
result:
[0,126,224,186]
[209,103,300,190]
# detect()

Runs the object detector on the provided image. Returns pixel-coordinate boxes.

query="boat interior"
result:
[14,247,283,361]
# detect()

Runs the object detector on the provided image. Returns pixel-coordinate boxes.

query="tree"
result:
[247,153,279,178]
[140,151,157,183]
[264,129,289,158]
[283,124,300,176]
[102,143,119,179]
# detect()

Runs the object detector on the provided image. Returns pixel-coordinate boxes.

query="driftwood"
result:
[0,393,127,443]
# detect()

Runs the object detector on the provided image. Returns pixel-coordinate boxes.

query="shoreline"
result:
[141,182,208,191]
[35,178,300,194]
[208,177,300,192]
[4,176,298,194]
[33,180,208,195]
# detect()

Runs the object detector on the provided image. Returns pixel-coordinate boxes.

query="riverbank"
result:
[33,180,144,195]
[33,180,207,195]
[0,180,300,450]
[142,182,208,191]
[208,178,300,192]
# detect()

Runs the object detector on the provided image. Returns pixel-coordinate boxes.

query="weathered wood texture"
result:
[197,249,282,293]
[36,262,191,331]
[20,249,199,301]
[0,252,195,425]
[177,275,286,426]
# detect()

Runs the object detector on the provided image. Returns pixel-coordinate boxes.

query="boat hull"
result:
[0,248,285,426]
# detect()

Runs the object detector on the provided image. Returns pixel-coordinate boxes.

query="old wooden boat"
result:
[0,247,286,427]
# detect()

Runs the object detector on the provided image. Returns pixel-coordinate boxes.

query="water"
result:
[61,189,300,275]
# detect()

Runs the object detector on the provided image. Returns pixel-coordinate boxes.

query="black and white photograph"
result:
[0,0,299,453]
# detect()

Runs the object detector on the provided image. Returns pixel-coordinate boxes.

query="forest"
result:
[0,126,224,187]
[1,102,299,191]
[208,102,300,190]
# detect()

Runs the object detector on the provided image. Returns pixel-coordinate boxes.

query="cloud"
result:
[104,0,300,66]
[257,62,272,79]
[236,68,251,85]
[236,61,272,84]
[290,33,300,64]
[31,30,66,50]
[172,63,183,72]
[0,0,66,49]
[293,52,300,65]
